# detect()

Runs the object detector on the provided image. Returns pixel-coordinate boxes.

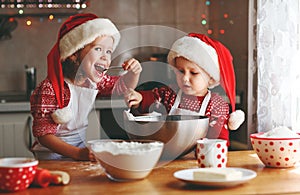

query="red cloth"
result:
[47,43,64,108]
[59,14,98,37]
[188,33,236,111]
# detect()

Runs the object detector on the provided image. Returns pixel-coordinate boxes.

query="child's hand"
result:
[88,150,97,162]
[122,58,142,91]
[124,88,142,108]
[76,147,94,161]
[122,58,142,75]
[79,147,96,162]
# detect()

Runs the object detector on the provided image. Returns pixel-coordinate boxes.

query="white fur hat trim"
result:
[51,107,73,124]
[59,18,120,60]
[167,36,220,88]
[228,110,245,130]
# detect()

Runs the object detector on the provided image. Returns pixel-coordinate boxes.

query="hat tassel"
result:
[228,110,245,130]
[51,107,73,124]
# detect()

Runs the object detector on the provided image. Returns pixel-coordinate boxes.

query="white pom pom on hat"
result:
[228,110,245,130]
[51,107,73,124]
[167,33,245,130]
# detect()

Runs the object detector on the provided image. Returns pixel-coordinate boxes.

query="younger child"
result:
[30,13,142,160]
[125,33,244,143]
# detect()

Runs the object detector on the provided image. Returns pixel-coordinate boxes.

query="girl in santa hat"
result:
[30,13,142,161]
[125,33,244,144]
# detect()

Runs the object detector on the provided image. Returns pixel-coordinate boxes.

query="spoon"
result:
[105,66,128,76]
[97,66,128,76]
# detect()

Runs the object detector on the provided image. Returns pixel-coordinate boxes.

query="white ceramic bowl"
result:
[0,157,38,192]
[89,139,164,181]
[124,115,209,160]
[250,133,300,168]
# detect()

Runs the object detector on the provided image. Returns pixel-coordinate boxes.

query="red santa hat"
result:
[47,13,120,124]
[167,33,244,130]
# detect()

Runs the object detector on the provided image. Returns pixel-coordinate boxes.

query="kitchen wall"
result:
[207,0,249,148]
[0,0,249,148]
[0,0,209,91]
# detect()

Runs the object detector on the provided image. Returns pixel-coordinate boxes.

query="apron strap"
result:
[199,90,211,115]
[170,90,211,115]
[169,90,182,114]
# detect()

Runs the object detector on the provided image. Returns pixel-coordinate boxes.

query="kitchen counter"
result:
[8,150,300,195]
[0,99,127,113]
[0,90,240,113]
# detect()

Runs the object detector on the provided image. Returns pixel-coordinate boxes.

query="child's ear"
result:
[208,77,215,85]
[69,53,78,62]
[67,53,81,67]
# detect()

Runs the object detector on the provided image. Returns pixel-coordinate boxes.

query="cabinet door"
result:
[0,113,34,158]
[99,108,129,139]
[86,109,101,141]
[0,110,102,158]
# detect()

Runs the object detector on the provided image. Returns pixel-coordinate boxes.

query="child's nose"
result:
[100,53,107,60]
[182,73,189,82]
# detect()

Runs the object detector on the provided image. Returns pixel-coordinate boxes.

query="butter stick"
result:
[193,168,242,180]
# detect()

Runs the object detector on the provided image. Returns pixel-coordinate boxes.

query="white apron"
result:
[32,80,98,160]
[169,90,211,116]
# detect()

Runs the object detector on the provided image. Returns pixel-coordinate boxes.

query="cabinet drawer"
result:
[0,113,34,158]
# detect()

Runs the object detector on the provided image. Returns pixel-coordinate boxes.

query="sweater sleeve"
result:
[96,75,127,97]
[131,86,177,115]
[30,78,70,137]
[205,94,230,144]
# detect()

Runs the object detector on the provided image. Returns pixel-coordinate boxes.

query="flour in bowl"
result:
[91,141,164,155]
[259,126,300,138]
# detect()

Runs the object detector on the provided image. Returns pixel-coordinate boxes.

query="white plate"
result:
[173,168,257,188]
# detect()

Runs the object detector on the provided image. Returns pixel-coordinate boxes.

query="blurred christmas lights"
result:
[48,14,54,20]
[0,0,88,9]
[26,19,31,26]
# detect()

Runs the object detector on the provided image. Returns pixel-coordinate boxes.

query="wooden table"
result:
[10,150,300,194]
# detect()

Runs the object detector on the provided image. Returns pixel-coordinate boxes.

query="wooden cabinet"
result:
[0,112,34,158]
[0,99,127,157]
[0,110,101,158]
